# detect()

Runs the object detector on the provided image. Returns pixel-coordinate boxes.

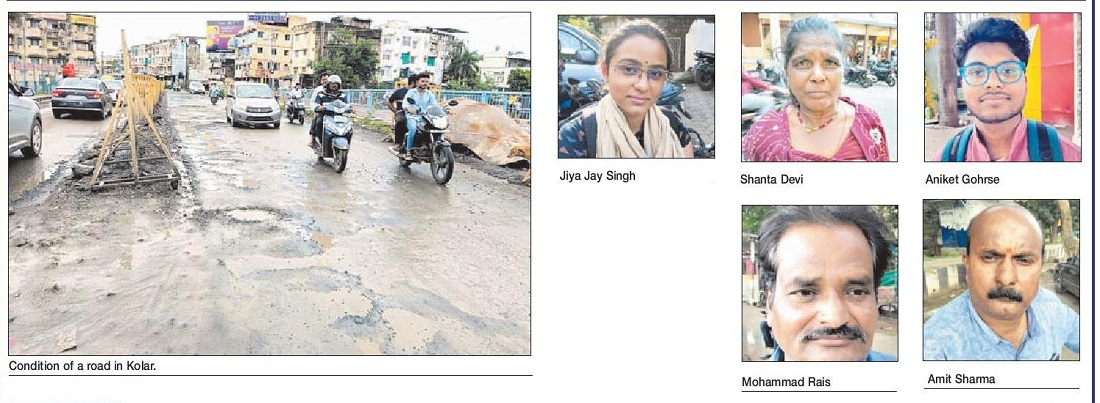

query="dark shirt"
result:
[558,105,693,158]
[388,87,410,110]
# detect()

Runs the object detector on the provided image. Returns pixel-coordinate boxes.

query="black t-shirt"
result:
[389,87,410,110]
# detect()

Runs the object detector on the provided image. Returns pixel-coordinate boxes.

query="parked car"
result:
[103,79,125,105]
[8,81,42,157]
[1054,256,1080,298]
[558,21,602,86]
[225,82,281,129]
[189,81,206,95]
[51,77,114,120]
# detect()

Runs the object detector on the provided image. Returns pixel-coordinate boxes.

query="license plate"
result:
[66,94,85,100]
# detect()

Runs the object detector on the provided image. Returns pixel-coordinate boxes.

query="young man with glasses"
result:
[939,17,1081,161]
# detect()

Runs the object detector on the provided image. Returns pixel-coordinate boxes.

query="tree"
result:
[560,16,599,37]
[444,44,483,89]
[313,27,380,89]
[741,206,777,235]
[507,68,531,92]
[923,202,944,256]
[935,13,961,127]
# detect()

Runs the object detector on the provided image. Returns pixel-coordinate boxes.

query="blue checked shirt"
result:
[924,288,1080,360]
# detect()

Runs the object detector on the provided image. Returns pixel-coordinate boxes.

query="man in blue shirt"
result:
[403,73,440,161]
[756,206,898,361]
[924,204,1080,360]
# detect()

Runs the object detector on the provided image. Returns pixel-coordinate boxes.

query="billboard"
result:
[206,20,244,53]
[248,13,288,25]
[69,14,95,25]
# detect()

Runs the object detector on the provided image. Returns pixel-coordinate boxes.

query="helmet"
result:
[327,75,342,85]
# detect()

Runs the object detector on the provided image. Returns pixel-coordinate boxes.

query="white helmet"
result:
[327,75,342,85]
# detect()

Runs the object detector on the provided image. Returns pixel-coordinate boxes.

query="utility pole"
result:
[21,13,28,87]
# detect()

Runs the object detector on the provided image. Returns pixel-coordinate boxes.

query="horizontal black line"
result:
[9,374,532,377]
[743,390,896,393]
[925,387,1079,390]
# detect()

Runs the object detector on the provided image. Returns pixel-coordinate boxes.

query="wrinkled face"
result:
[964,209,1043,323]
[417,77,430,89]
[600,35,667,123]
[960,42,1027,125]
[785,32,844,113]
[767,223,878,361]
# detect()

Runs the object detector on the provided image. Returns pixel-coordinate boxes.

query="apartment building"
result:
[233,15,307,89]
[8,12,97,87]
[479,49,530,88]
[378,20,465,84]
[290,15,382,87]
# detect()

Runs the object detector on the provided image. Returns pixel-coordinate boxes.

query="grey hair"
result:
[780,16,847,72]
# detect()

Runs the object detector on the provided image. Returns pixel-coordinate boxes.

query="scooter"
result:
[312,99,353,173]
[692,50,715,91]
[285,94,306,124]
[210,89,220,105]
[391,98,461,185]
[870,60,897,87]
[741,87,789,137]
[844,65,874,88]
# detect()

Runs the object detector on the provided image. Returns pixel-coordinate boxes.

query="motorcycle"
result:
[741,87,790,137]
[558,77,600,121]
[844,65,874,88]
[391,98,460,185]
[209,89,220,105]
[285,94,306,124]
[870,60,897,87]
[692,50,715,91]
[752,60,783,85]
[312,99,353,173]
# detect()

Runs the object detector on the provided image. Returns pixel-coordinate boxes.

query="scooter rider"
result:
[311,75,347,146]
[288,82,303,120]
[308,72,331,145]
[403,73,440,161]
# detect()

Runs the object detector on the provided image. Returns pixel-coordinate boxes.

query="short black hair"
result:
[756,206,893,306]
[955,17,1031,68]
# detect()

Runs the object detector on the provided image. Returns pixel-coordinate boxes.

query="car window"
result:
[236,85,273,98]
[59,78,100,90]
[559,29,596,64]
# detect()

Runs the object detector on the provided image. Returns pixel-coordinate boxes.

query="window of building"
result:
[284,34,290,41]
[51,41,59,47]
[270,48,276,55]
[29,57,42,64]
[257,47,263,54]
[258,31,264,38]
[402,36,411,46]
[283,50,289,56]
[29,38,41,46]
[28,19,41,28]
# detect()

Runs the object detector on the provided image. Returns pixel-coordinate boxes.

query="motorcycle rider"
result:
[387,76,414,152]
[311,75,347,147]
[287,82,303,120]
[308,72,331,145]
[403,73,440,161]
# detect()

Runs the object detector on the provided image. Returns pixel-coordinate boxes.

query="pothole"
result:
[225,208,279,222]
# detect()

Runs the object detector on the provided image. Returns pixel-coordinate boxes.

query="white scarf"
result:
[595,96,683,158]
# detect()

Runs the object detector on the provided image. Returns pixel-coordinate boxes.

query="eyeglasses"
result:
[613,64,669,82]
[959,61,1026,86]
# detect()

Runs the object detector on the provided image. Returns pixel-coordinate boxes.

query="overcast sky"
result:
[91,13,530,56]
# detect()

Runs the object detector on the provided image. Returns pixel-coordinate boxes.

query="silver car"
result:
[225,83,281,129]
[8,82,42,157]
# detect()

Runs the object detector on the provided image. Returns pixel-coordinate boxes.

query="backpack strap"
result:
[1027,120,1064,162]
[582,107,599,158]
[941,126,973,161]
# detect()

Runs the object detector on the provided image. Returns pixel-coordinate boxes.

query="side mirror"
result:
[575,49,598,64]
[21,87,35,97]
[447,99,459,107]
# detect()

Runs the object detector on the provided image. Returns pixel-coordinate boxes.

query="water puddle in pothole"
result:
[225,209,279,222]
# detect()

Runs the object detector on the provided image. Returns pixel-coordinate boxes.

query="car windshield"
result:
[236,85,273,98]
[104,80,123,90]
[59,78,100,90]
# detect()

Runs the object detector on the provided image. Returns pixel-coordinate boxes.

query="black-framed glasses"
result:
[959,61,1026,86]
[613,64,669,82]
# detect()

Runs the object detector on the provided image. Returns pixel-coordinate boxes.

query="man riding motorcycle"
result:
[403,73,441,161]
[308,72,331,145]
[311,75,347,146]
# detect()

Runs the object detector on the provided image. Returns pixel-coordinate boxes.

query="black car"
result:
[51,77,114,120]
[1054,256,1080,298]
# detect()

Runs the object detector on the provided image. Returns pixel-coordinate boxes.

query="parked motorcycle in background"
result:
[870,60,897,87]
[844,65,875,88]
[742,87,789,137]
[391,98,461,185]
[692,50,715,91]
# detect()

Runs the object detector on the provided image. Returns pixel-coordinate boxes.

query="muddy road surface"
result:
[8,92,531,355]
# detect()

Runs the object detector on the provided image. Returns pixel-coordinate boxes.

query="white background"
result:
[2,1,1094,402]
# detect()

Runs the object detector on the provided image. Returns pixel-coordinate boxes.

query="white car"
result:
[8,82,42,157]
[188,82,206,94]
[226,83,281,129]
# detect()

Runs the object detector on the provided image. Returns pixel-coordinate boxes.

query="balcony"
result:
[74,31,93,42]
[22,27,44,38]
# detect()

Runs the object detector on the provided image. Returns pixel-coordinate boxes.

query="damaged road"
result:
[8,91,531,355]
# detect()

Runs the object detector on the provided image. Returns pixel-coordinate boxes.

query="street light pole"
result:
[21,13,28,87]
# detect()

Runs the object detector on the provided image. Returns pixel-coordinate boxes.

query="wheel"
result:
[226,114,231,123]
[332,148,348,173]
[1055,280,1066,293]
[695,70,714,91]
[21,119,42,158]
[430,146,455,185]
[860,76,872,88]
[53,110,62,119]
[273,122,281,129]
[886,75,897,87]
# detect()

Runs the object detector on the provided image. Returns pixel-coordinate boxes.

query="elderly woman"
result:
[742,17,891,162]
[558,19,693,158]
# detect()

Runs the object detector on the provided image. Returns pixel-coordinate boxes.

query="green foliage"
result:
[507,69,531,92]
[741,206,777,235]
[314,28,380,89]
[444,44,483,89]
[560,16,599,37]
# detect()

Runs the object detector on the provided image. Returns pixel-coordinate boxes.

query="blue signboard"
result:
[248,13,288,25]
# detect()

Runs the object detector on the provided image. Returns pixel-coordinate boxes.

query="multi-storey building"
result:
[378,20,465,85]
[233,15,306,90]
[8,12,97,89]
[479,49,530,89]
[290,15,382,87]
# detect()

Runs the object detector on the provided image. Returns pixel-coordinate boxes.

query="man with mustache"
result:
[938,18,1081,161]
[756,206,897,361]
[924,204,1080,360]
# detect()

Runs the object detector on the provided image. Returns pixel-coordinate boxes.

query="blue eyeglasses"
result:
[613,64,670,82]
[959,61,1026,86]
